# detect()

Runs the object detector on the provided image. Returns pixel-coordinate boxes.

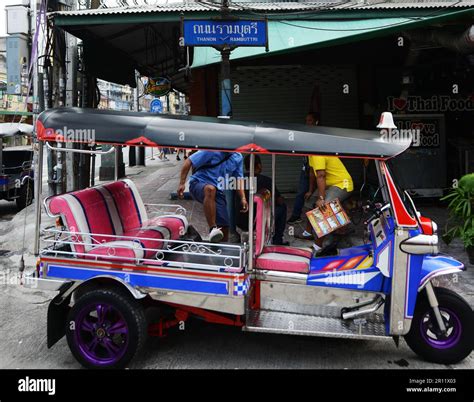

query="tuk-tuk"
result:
[0,123,34,210]
[27,107,473,368]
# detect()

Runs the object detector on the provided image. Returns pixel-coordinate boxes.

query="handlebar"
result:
[364,203,391,225]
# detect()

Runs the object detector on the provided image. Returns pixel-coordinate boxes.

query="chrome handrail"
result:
[40,227,246,272]
[46,142,115,155]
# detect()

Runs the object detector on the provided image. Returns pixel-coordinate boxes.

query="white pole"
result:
[247,153,255,272]
[271,154,275,238]
[31,0,38,117]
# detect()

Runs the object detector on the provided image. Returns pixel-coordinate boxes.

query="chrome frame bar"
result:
[41,228,246,272]
[114,146,119,181]
[46,142,115,155]
[248,153,255,272]
[34,141,44,255]
[271,154,276,238]
[144,203,187,216]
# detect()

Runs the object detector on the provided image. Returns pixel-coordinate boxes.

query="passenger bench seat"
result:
[253,191,311,274]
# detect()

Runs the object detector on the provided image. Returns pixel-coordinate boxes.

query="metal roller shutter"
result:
[228,64,360,192]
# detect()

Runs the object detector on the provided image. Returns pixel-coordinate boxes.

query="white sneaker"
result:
[209,227,224,243]
[312,243,322,253]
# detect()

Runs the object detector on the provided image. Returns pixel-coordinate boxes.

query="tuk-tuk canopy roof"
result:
[37,108,411,159]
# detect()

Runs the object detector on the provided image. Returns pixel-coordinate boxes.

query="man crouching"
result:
[177,151,248,243]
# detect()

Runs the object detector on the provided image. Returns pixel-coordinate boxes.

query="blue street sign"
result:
[183,19,267,47]
[150,98,163,114]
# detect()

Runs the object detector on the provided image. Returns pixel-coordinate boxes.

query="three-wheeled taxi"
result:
[27,108,473,368]
[0,123,34,210]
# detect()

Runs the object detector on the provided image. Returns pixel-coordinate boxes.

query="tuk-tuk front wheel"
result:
[65,288,147,369]
[405,287,473,364]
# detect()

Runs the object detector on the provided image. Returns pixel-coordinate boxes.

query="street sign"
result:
[150,98,163,114]
[183,19,268,47]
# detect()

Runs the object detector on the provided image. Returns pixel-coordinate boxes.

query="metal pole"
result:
[220,47,232,117]
[114,146,119,181]
[31,0,38,116]
[271,154,275,237]
[134,70,145,166]
[90,152,96,187]
[0,138,3,173]
[34,142,44,256]
[247,153,255,272]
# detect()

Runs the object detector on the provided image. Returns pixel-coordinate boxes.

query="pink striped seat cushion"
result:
[85,228,169,262]
[262,245,313,259]
[254,191,272,257]
[121,227,169,258]
[46,188,118,254]
[255,252,310,274]
[101,179,148,232]
[85,240,146,263]
[145,215,189,240]
[45,179,188,262]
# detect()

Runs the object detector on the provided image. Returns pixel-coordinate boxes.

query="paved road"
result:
[0,282,472,369]
[0,153,472,369]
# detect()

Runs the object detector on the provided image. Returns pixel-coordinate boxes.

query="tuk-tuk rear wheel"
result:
[65,288,147,369]
[405,287,473,364]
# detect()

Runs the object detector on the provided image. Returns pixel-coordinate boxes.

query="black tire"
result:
[405,287,473,364]
[66,288,147,369]
[16,179,33,211]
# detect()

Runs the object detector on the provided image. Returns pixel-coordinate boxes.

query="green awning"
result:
[192,8,474,68]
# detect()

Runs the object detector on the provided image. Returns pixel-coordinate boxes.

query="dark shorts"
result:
[189,179,229,227]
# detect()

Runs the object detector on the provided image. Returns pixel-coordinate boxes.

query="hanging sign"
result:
[144,77,172,97]
[183,19,268,47]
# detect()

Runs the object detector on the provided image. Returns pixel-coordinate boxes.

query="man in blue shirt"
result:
[177,151,248,242]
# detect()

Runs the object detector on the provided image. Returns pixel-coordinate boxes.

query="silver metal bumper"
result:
[23,273,71,291]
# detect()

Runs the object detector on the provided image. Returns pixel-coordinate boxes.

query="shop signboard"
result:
[144,77,171,97]
[393,114,446,197]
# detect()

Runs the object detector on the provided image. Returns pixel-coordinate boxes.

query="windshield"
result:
[386,160,418,220]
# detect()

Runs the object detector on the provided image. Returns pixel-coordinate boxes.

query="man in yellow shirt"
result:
[299,156,354,249]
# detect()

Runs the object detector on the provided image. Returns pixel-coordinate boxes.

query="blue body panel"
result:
[47,264,231,295]
[419,255,465,288]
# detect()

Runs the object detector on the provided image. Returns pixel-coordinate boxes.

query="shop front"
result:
[189,7,474,195]
[52,3,474,195]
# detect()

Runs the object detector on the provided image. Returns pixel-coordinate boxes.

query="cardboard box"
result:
[306,198,350,238]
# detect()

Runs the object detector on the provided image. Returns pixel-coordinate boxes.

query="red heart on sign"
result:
[393,98,407,111]
[411,122,424,131]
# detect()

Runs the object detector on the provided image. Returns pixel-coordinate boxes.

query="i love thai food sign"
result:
[183,19,268,47]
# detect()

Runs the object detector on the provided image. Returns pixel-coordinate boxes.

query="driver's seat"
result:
[253,191,311,274]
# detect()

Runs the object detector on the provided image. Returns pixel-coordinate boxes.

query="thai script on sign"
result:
[183,19,267,47]
[193,22,259,37]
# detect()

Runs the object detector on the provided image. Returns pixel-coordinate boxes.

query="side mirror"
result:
[21,161,32,171]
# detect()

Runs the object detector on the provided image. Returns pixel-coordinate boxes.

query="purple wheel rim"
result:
[74,302,129,366]
[420,307,462,350]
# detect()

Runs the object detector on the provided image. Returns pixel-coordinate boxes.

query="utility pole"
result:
[65,12,79,191]
[219,0,237,239]
[135,70,145,166]
[220,0,232,117]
